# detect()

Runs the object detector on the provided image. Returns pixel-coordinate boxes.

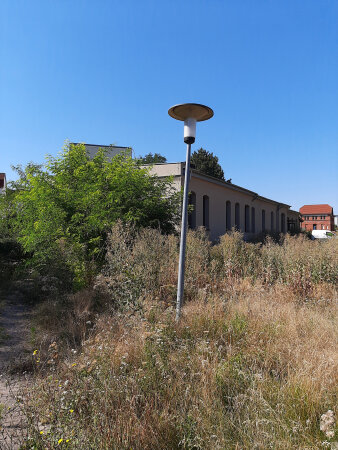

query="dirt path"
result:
[0,291,33,449]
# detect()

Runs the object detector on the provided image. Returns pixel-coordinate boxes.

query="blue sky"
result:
[1,0,337,212]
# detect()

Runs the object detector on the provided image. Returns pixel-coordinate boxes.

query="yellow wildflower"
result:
[58,438,63,444]
[40,431,44,435]
[69,409,74,413]
[33,350,38,355]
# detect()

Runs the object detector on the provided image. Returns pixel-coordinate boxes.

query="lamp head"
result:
[168,103,214,144]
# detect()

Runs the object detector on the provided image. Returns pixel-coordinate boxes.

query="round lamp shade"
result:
[168,103,214,122]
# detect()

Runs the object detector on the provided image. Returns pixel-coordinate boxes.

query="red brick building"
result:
[300,204,334,231]
[0,173,6,194]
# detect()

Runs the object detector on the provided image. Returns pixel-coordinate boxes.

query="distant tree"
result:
[138,152,167,164]
[191,148,225,180]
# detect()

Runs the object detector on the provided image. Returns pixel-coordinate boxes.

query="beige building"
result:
[149,162,300,241]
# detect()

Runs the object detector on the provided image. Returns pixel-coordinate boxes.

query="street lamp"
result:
[168,103,214,321]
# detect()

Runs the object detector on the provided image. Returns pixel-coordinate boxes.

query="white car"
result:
[312,230,335,239]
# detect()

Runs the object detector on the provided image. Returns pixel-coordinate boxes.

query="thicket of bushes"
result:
[0,144,180,290]
[19,227,337,449]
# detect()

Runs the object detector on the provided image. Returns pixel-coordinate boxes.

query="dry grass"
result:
[21,227,338,449]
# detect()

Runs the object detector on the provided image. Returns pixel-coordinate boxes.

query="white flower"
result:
[320,410,335,439]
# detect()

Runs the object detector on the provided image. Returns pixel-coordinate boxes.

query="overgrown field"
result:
[20,228,338,449]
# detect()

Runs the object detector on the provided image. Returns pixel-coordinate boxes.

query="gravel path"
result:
[0,291,33,449]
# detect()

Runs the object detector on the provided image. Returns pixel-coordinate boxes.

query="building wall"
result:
[301,215,334,231]
[287,210,301,232]
[189,176,292,240]
[0,173,6,195]
[148,162,183,178]
[71,143,132,161]
[147,162,183,193]
[149,163,300,241]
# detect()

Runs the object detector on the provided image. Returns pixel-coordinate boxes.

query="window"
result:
[203,195,209,229]
[188,191,196,229]
[281,213,285,233]
[313,224,317,230]
[271,211,274,231]
[226,201,231,231]
[251,207,255,233]
[321,224,324,230]
[287,217,295,232]
[235,203,240,229]
[262,210,266,232]
[245,205,250,232]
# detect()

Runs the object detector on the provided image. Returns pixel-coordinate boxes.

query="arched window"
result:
[271,211,274,231]
[203,195,209,229]
[276,211,280,232]
[251,207,255,233]
[188,191,196,229]
[245,205,250,232]
[281,213,285,233]
[235,203,240,229]
[262,210,266,232]
[226,201,231,231]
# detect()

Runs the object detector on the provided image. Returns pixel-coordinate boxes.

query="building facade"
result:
[0,173,6,194]
[71,143,132,161]
[149,162,300,241]
[299,204,334,231]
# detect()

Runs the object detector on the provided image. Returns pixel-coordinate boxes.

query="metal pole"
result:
[176,142,191,321]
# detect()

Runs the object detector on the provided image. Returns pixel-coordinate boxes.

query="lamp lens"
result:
[184,118,196,143]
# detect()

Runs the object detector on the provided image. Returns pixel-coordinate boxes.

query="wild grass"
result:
[21,226,337,449]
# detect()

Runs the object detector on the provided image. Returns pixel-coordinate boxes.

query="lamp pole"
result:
[176,141,192,321]
[168,104,214,321]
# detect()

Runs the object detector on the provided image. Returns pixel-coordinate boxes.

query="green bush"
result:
[3,143,180,288]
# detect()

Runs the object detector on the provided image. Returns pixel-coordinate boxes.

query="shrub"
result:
[5,143,181,288]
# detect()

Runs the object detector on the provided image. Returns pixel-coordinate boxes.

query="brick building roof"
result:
[300,204,333,214]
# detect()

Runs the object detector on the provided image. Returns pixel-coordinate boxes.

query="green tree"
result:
[138,152,167,164]
[191,148,225,180]
[7,143,180,286]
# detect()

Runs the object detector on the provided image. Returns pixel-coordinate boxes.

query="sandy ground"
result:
[0,291,32,449]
